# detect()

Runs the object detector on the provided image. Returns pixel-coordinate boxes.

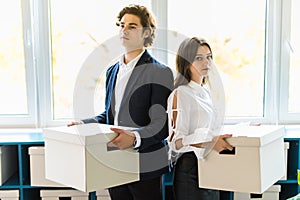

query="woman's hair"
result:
[117,4,156,47]
[174,37,213,88]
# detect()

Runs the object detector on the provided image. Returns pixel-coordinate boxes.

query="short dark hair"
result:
[174,37,213,88]
[117,4,156,47]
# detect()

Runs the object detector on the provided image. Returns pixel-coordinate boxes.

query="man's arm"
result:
[136,66,174,151]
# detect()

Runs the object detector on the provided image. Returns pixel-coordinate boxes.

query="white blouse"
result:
[167,81,218,161]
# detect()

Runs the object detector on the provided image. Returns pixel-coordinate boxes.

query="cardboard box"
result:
[40,189,89,200]
[28,146,65,187]
[0,190,19,200]
[281,142,289,180]
[0,146,18,185]
[96,189,111,200]
[43,123,139,192]
[234,184,281,200]
[198,125,285,194]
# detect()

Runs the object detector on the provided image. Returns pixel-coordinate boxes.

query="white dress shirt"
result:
[114,50,145,148]
[167,81,218,160]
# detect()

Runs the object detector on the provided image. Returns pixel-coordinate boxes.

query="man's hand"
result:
[108,127,136,150]
[67,121,83,127]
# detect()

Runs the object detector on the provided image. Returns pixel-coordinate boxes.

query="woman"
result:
[167,37,233,200]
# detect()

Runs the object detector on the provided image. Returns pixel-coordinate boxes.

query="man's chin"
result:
[122,46,143,52]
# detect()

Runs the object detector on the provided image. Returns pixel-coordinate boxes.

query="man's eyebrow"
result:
[120,22,138,26]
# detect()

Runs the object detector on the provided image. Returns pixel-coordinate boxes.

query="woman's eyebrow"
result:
[195,53,212,56]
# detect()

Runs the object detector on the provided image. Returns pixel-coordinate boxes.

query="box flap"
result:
[43,123,134,145]
[0,190,19,197]
[284,142,290,149]
[266,185,281,192]
[28,146,45,155]
[221,125,285,147]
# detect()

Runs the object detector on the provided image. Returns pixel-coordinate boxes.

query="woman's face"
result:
[190,45,212,83]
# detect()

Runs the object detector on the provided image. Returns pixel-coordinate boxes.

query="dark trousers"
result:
[108,176,162,200]
[173,152,220,200]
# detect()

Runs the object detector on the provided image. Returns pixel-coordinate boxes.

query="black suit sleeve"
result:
[134,66,174,151]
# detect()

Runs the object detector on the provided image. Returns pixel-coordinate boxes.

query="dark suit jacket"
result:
[82,50,174,180]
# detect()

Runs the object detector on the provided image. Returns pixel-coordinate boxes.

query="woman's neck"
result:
[191,75,204,85]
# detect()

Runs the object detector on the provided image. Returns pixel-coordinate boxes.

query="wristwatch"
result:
[133,138,137,147]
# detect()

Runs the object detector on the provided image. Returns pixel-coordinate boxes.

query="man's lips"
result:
[120,36,129,40]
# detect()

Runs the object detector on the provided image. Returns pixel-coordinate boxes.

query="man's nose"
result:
[121,25,129,33]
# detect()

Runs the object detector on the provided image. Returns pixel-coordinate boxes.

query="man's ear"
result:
[143,29,151,38]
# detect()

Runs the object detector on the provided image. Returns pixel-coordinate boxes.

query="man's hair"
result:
[117,4,156,47]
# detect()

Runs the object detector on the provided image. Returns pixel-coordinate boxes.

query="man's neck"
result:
[124,48,144,64]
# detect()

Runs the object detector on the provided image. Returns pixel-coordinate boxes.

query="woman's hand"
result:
[190,134,233,153]
[175,138,184,150]
[210,134,233,152]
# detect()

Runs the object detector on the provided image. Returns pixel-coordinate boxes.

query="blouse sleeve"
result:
[168,88,213,145]
[167,89,190,142]
[167,88,215,161]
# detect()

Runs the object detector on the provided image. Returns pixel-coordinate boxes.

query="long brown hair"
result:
[174,37,212,88]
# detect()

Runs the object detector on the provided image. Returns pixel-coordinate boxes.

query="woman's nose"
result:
[202,58,209,65]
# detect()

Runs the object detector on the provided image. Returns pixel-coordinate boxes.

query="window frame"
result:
[279,0,300,124]
[0,0,299,128]
[0,0,38,127]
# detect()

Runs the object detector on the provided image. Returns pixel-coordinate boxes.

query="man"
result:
[69,4,174,200]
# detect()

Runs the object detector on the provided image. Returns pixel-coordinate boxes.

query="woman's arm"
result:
[170,91,232,152]
[190,134,233,152]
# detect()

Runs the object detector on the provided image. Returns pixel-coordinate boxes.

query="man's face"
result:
[118,14,149,51]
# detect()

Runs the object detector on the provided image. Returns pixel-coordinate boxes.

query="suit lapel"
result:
[119,51,152,109]
[108,64,120,122]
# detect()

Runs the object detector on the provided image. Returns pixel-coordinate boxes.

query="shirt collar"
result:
[188,80,203,90]
[119,49,145,69]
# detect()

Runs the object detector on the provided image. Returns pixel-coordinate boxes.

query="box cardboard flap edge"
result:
[222,125,285,147]
[42,123,134,145]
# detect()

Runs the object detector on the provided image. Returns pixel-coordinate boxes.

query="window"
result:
[167,0,266,119]
[288,0,300,113]
[0,0,299,127]
[0,0,37,127]
[0,1,27,115]
[279,0,300,123]
[49,0,150,124]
